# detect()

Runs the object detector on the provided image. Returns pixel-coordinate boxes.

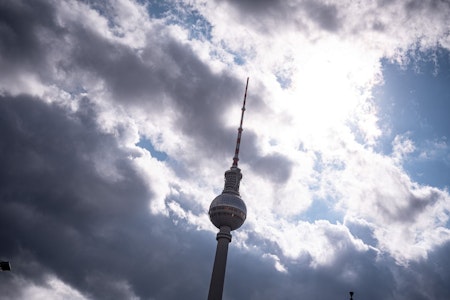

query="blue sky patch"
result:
[375,48,450,189]
[143,0,212,41]
[299,197,342,223]
[136,137,168,161]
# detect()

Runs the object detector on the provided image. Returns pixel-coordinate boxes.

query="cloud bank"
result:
[1,0,450,299]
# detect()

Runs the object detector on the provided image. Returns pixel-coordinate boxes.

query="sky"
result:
[0,0,450,299]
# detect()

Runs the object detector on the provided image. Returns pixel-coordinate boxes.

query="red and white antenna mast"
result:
[232,77,249,168]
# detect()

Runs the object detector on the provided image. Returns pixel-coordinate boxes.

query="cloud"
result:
[1,0,450,299]
[0,94,215,299]
[330,146,450,263]
[248,152,293,184]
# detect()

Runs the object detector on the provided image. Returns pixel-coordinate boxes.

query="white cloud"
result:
[392,134,416,164]
[17,276,88,300]
[331,145,450,263]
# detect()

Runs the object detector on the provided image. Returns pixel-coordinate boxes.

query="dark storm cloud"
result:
[220,0,450,39]
[222,0,283,11]
[404,0,450,13]
[224,234,396,300]
[229,124,293,184]
[0,0,263,169]
[0,94,218,299]
[0,95,403,300]
[302,1,341,32]
[371,184,443,224]
[69,26,168,102]
[249,151,293,184]
[35,1,259,166]
[0,0,58,65]
[405,242,450,299]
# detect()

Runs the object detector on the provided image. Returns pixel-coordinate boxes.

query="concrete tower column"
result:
[208,226,232,300]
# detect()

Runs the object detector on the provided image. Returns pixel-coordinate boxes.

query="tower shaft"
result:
[208,226,231,300]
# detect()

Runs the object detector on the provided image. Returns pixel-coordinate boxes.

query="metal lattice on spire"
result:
[232,77,249,168]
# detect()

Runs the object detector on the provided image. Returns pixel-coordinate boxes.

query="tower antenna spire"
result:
[232,77,249,168]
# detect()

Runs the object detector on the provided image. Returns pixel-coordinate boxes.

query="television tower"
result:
[207,78,249,300]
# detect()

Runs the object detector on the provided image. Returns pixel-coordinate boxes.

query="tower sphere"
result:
[209,193,247,231]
